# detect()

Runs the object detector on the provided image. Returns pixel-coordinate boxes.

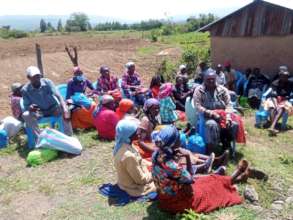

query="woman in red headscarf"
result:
[115,98,135,120]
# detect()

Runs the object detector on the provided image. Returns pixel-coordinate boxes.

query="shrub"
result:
[0,29,28,39]
[181,46,210,76]
[157,59,176,82]
[150,30,159,42]
[161,24,174,36]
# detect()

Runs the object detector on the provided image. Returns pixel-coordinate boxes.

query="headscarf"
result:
[116,99,134,119]
[11,83,22,93]
[125,61,135,69]
[113,118,139,155]
[152,125,180,159]
[143,98,160,112]
[93,95,114,117]
[159,83,173,99]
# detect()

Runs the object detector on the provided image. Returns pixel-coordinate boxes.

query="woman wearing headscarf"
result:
[93,95,119,140]
[95,66,121,102]
[159,83,178,124]
[113,118,156,197]
[66,66,94,100]
[152,125,245,214]
[115,98,135,120]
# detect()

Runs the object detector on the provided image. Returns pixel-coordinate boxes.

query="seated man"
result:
[193,70,238,155]
[224,61,236,91]
[263,70,293,135]
[121,62,146,106]
[21,66,72,137]
[96,66,121,102]
[246,67,270,109]
[93,95,119,140]
[177,64,188,77]
[173,75,192,111]
[215,64,226,86]
[66,66,94,100]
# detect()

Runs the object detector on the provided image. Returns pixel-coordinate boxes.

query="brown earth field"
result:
[0,33,181,118]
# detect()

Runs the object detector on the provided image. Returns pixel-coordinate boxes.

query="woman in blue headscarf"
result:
[113,118,156,197]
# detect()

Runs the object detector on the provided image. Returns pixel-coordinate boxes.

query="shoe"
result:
[268,128,278,136]
[237,159,249,172]
[214,166,226,175]
[203,153,215,174]
[248,167,268,181]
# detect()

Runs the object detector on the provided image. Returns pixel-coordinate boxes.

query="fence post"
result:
[35,44,44,77]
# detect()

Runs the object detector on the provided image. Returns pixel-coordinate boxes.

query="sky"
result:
[1,0,293,21]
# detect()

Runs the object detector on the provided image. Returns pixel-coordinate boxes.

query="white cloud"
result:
[0,0,292,20]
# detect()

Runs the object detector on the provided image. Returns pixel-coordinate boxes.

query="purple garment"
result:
[66,78,94,99]
[121,72,141,98]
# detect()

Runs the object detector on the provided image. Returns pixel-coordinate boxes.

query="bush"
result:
[161,24,174,36]
[0,29,28,39]
[157,59,176,82]
[150,30,159,42]
[181,46,210,76]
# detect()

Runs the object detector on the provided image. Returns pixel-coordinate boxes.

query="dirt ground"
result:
[0,34,180,118]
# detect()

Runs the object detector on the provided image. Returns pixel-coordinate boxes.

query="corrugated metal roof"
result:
[198,0,293,37]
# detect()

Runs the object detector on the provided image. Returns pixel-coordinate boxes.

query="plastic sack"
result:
[27,148,58,166]
[0,129,8,149]
[185,97,198,127]
[186,134,206,154]
[36,128,82,155]
[0,116,23,138]
[180,132,187,148]
[71,92,92,109]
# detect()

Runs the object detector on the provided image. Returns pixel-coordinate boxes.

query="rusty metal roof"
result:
[198,0,293,37]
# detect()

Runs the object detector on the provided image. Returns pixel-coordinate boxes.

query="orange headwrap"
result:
[116,98,134,120]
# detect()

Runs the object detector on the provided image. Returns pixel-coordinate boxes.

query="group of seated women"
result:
[108,65,262,214]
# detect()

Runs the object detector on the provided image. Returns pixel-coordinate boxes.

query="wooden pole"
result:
[35,44,44,77]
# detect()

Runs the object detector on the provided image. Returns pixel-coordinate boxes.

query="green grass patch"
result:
[137,45,160,56]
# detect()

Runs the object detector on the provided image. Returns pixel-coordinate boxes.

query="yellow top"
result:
[113,143,156,197]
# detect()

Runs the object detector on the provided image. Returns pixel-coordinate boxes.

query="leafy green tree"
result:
[57,19,63,32]
[40,19,47,33]
[65,12,89,32]
[47,22,55,32]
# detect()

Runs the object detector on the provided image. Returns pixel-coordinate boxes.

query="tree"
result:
[65,12,89,32]
[57,19,63,32]
[40,19,47,33]
[47,22,55,32]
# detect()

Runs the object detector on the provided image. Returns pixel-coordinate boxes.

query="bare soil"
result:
[0,34,180,118]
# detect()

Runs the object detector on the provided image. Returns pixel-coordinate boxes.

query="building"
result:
[198,0,293,78]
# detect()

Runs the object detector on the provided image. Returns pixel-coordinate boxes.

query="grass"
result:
[0,114,292,219]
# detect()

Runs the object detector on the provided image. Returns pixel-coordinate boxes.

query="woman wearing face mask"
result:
[66,66,95,100]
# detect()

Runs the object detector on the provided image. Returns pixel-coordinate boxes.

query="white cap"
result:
[179,64,186,71]
[125,61,135,69]
[26,66,41,77]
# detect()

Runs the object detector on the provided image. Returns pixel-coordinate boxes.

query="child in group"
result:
[132,117,157,160]
[158,83,178,124]
[9,83,23,121]
[149,74,163,99]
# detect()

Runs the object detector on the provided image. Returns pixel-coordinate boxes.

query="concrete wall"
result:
[211,35,293,78]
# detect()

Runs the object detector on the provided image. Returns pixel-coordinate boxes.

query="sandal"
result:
[237,159,249,172]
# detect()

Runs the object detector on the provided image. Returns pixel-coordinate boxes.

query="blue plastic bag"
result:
[0,129,8,149]
[71,92,92,109]
[186,134,206,154]
[180,132,187,148]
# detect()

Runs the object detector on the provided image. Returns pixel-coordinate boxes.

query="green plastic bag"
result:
[27,148,58,167]
[239,97,249,108]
